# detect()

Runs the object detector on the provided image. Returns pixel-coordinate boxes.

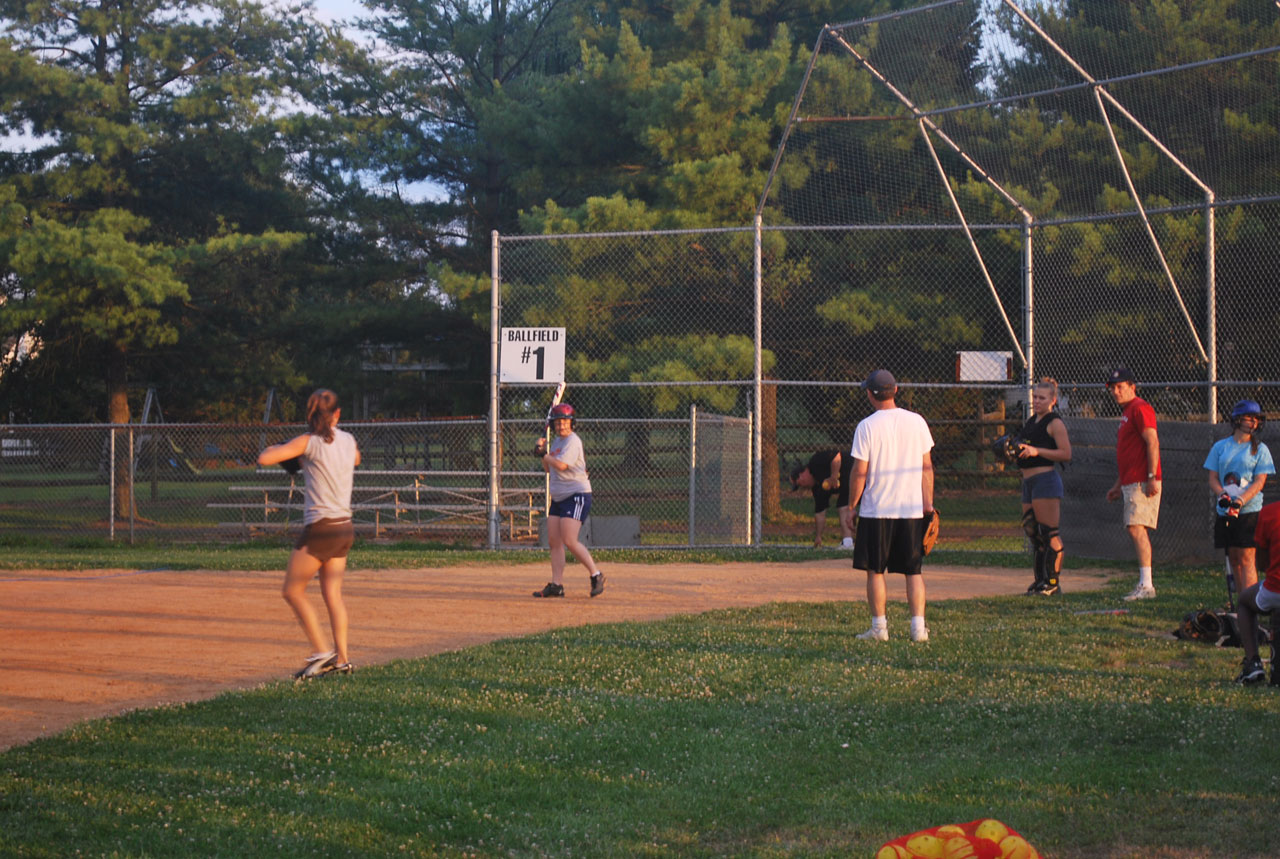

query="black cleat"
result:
[293,651,337,680]
[533,582,565,598]
[1235,656,1265,685]
[590,573,605,598]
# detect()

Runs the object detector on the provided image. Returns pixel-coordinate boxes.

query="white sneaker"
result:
[910,626,929,643]
[1123,584,1157,601]
[856,627,889,641]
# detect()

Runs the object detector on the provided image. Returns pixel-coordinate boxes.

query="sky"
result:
[308,0,369,27]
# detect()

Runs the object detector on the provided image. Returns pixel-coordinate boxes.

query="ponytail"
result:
[306,389,339,442]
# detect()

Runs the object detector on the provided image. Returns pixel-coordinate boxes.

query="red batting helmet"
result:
[548,402,576,428]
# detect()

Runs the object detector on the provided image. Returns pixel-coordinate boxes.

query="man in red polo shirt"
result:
[1104,367,1162,600]
[1234,500,1280,685]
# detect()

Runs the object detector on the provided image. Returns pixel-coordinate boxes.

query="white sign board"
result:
[500,327,565,383]
[956,351,1013,382]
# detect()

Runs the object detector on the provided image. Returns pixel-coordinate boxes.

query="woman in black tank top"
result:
[1016,379,1072,595]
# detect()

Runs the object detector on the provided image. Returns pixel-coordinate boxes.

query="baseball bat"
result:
[546,380,567,421]
[541,381,567,456]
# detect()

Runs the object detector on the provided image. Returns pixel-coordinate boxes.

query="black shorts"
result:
[295,517,355,562]
[1214,511,1259,551]
[853,516,926,575]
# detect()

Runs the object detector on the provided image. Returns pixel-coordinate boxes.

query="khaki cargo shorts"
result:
[1121,482,1161,530]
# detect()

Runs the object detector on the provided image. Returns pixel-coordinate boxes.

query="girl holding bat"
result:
[532,402,606,598]
[258,388,361,678]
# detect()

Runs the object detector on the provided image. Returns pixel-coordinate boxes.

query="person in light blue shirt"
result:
[1204,399,1274,593]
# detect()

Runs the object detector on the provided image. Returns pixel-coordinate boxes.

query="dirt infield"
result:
[0,560,1116,751]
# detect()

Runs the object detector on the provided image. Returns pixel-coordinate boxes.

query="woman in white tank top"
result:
[258,389,362,679]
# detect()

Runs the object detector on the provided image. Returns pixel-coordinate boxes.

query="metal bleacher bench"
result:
[207,469,543,539]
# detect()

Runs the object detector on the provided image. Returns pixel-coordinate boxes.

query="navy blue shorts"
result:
[549,493,592,522]
[1020,469,1064,503]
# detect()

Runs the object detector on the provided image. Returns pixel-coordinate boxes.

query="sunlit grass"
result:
[1,565,1274,857]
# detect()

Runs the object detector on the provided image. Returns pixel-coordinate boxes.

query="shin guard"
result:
[1038,524,1061,589]
[1023,510,1044,586]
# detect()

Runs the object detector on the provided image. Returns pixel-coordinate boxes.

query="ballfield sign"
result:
[499,327,565,383]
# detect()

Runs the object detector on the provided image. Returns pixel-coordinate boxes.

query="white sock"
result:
[910,616,927,636]
[871,615,887,632]
[841,537,853,548]
[1138,567,1153,589]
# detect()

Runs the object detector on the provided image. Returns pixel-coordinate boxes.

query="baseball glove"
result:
[280,456,302,475]
[921,508,941,556]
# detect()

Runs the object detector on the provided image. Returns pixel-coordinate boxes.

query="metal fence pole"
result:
[1023,218,1034,416]
[128,426,135,545]
[753,213,763,547]
[688,404,697,546]
[488,230,501,549]
[746,408,754,546]
[1205,194,1217,420]
[109,427,115,541]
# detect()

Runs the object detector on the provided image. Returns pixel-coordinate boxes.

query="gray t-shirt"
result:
[548,431,592,501]
[302,428,358,524]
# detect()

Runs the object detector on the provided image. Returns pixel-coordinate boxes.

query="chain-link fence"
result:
[2,411,754,547]
[487,1,1279,561]
[7,2,1277,561]
[1,421,500,543]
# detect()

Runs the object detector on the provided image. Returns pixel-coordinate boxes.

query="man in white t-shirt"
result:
[848,369,936,643]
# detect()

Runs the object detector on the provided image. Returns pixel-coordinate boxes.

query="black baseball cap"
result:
[789,464,806,490]
[862,369,897,395]
[1106,367,1136,386]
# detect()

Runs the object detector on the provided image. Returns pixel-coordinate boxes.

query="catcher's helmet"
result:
[1230,399,1265,433]
[548,402,576,428]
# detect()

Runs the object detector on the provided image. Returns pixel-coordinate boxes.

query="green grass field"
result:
[1,553,1276,857]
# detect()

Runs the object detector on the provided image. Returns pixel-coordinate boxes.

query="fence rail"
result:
[3,405,1023,547]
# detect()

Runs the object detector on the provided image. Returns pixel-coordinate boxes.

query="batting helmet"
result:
[548,402,576,428]
[1230,399,1265,434]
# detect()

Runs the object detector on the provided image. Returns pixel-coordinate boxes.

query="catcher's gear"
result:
[991,433,1021,465]
[1038,523,1061,590]
[921,508,941,555]
[280,456,302,475]
[1023,509,1044,591]
[548,402,576,428]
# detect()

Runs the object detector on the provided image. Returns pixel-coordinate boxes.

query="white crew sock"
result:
[1138,566,1153,589]
[910,616,927,637]
[871,615,887,632]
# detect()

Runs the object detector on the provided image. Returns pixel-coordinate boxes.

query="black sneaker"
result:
[533,582,565,598]
[1036,582,1060,596]
[1024,580,1042,595]
[1235,656,1265,685]
[590,573,605,598]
